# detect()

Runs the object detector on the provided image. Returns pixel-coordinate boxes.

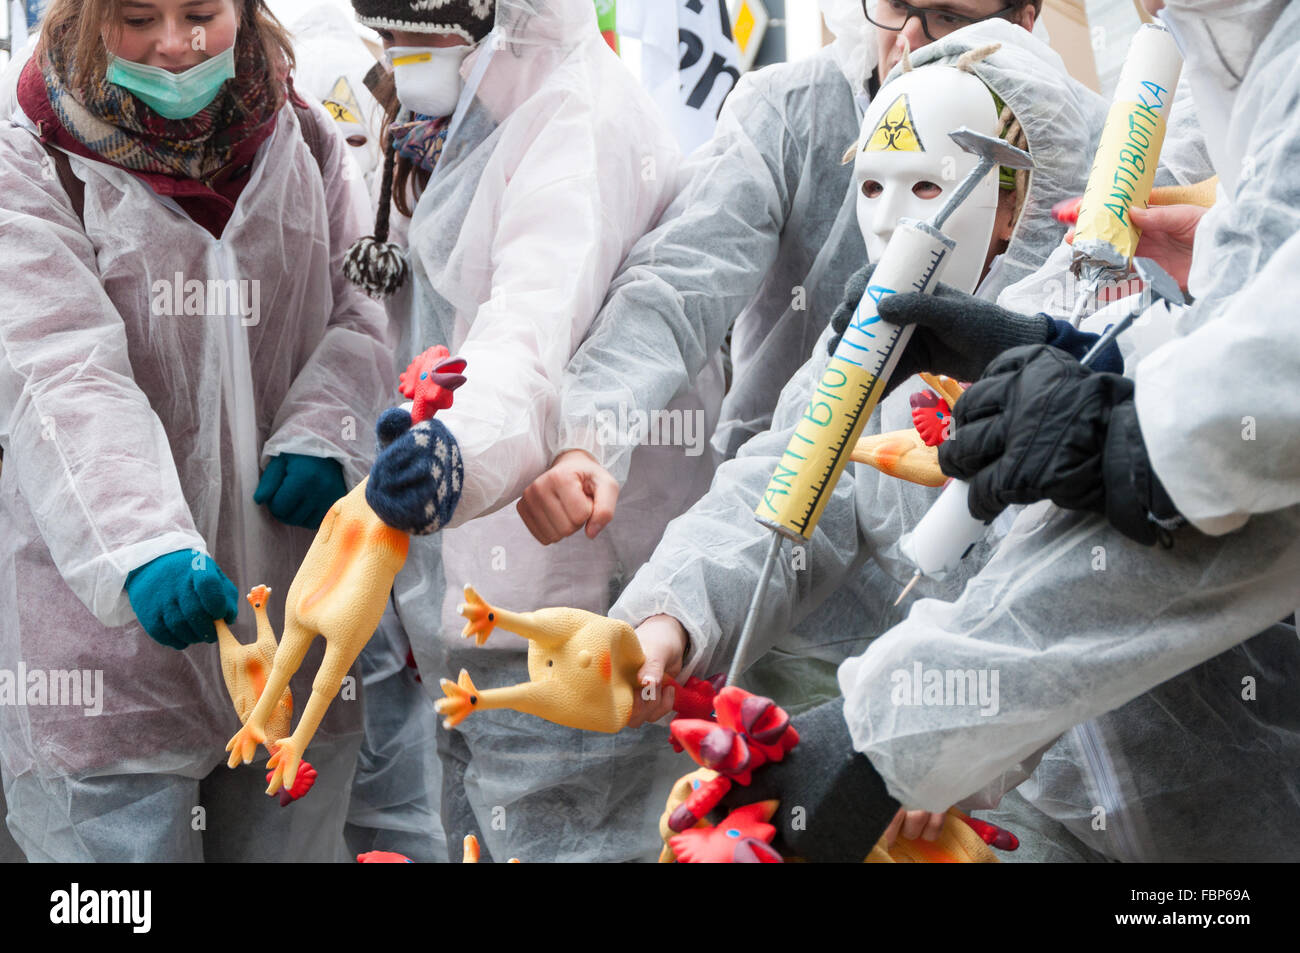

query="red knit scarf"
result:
[38,22,283,186]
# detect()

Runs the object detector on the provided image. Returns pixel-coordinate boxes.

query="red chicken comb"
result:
[669,801,783,863]
[399,346,468,424]
[269,758,316,806]
[910,389,953,448]
[959,814,1020,851]
[356,850,413,863]
[1052,196,1082,225]
[671,720,754,784]
[399,345,449,399]
[712,687,797,759]
[668,772,734,833]
[666,673,724,723]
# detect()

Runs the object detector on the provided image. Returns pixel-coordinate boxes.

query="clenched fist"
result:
[517,449,620,544]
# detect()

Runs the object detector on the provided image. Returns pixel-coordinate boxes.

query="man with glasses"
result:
[867,1,1038,78]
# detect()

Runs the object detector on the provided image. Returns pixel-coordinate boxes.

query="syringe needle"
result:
[1068,274,1098,328]
[726,533,783,687]
[894,569,922,607]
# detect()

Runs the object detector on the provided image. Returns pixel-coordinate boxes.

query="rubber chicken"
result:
[216,586,318,804]
[851,373,966,487]
[216,586,294,748]
[850,429,945,486]
[657,769,1002,863]
[225,478,409,795]
[437,585,645,734]
[224,346,465,796]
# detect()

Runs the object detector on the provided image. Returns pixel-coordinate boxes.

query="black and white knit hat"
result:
[352,0,497,44]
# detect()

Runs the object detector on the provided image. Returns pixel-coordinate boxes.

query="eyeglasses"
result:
[863,0,1021,43]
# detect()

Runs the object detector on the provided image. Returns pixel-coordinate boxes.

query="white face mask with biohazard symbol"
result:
[388,44,473,118]
[853,65,1003,294]
[321,74,380,180]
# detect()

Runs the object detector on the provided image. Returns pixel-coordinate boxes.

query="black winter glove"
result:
[827,267,1054,394]
[719,698,899,862]
[938,344,1183,544]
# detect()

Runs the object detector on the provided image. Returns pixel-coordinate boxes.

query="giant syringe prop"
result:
[1065,21,1182,328]
[725,129,1035,686]
[893,257,1188,602]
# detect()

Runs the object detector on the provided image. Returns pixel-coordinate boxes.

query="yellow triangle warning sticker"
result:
[863,94,925,153]
[323,75,363,125]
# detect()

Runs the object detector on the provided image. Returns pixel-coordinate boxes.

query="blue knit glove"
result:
[124,550,239,650]
[1044,318,1124,374]
[365,408,463,535]
[253,453,348,530]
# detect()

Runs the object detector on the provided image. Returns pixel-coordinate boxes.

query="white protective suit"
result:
[383,0,718,862]
[609,26,1106,712]
[1134,0,1300,535]
[0,65,395,858]
[837,1,1300,860]
[555,0,877,470]
[343,604,446,863]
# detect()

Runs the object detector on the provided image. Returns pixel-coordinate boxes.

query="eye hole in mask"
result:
[860,179,944,200]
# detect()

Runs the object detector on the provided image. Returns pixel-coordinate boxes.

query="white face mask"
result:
[853,66,1003,294]
[388,44,473,118]
[320,75,380,179]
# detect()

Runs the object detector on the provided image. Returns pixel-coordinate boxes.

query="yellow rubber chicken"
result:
[216,585,294,753]
[225,477,409,794]
[437,585,645,734]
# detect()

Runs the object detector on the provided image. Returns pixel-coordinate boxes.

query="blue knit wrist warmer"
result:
[1046,317,1125,375]
[365,408,463,535]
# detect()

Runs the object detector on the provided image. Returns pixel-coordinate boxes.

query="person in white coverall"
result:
[520,0,1053,742]
[351,0,720,862]
[0,0,393,861]
[640,0,1300,862]
[604,22,1129,859]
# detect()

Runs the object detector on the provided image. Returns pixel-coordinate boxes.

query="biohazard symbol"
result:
[863,94,925,153]
[323,76,363,125]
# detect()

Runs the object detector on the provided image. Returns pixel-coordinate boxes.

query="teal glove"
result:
[124,550,239,650]
[254,453,347,529]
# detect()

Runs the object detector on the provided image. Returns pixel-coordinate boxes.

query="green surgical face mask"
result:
[106,43,237,119]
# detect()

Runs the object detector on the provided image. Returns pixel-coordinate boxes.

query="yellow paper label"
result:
[755,290,905,540]
[1074,80,1173,264]
[391,52,433,67]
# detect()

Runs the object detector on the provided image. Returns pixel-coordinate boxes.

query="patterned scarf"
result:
[390,114,450,172]
[40,24,282,185]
